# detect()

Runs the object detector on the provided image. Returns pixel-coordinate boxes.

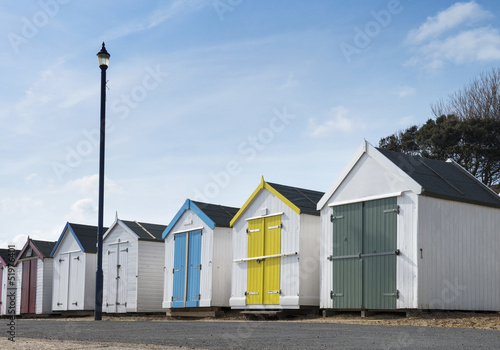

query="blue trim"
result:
[162,199,216,238]
[50,222,86,257]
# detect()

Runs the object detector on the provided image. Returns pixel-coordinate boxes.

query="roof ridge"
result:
[292,186,319,207]
[134,221,157,240]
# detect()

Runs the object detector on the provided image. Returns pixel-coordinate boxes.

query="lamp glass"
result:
[97,53,110,67]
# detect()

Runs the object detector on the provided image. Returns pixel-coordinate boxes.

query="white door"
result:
[68,252,84,310]
[116,243,129,313]
[105,246,118,313]
[53,254,69,311]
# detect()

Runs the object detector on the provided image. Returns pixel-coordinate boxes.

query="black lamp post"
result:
[95,42,110,321]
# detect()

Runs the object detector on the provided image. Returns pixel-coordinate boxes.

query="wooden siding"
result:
[417,196,500,311]
[84,253,96,310]
[211,227,232,307]
[231,188,317,309]
[298,213,320,306]
[137,241,165,312]
[15,265,22,315]
[35,258,53,314]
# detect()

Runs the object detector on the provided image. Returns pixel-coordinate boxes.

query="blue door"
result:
[185,230,202,307]
[172,229,202,308]
[172,232,187,308]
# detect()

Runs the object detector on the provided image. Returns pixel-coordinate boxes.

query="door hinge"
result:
[59,258,65,263]
[267,223,283,230]
[331,214,344,222]
[194,264,201,270]
[246,228,260,234]
[72,302,78,306]
[245,292,259,295]
[327,255,333,261]
[57,302,63,306]
[172,296,179,301]
[330,291,344,298]
[266,290,281,294]
[193,294,201,299]
[383,290,399,299]
[384,206,400,214]
[74,256,80,260]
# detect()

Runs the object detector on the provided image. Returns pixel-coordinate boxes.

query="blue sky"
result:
[1,0,500,247]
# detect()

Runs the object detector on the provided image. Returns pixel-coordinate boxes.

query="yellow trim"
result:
[229,177,301,227]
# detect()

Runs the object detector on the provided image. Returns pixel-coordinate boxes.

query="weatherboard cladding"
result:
[121,221,166,241]
[267,182,324,215]
[191,201,240,227]
[377,148,500,208]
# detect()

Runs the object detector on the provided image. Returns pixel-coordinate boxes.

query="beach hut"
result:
[103,218,167,313]
[14,238,56,315]
[162,199,239,312]
[0,248,19,315]
[318,140,500,311]
[230,177,324,310]
[50,222,103,312]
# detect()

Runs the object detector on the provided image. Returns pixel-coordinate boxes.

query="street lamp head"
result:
[97,42,110,69]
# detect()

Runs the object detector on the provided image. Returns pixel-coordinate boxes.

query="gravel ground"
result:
[2,312,499,350]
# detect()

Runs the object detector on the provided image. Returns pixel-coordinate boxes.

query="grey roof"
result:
[121,220,167,241]
[192,201,240,227]
[30,240,56,258]
[378,148,500,208]
[267,182,325,216]
[68,223,105,254]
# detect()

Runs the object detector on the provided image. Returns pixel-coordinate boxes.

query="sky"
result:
[1,0,500,248]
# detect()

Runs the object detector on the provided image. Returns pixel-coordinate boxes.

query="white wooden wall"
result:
[15,264,21,315]
[211,227,232,307]
[230,188,306,309]
[84,253,96,310]
[417,196,500,311]
[137,240,165,312]
[0,265,7,315]
[298,213,321,307]
[36,258,53,314]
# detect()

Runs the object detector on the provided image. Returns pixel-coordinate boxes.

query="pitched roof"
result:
[15,238,57,264]
[51,222,106,256]
[191,201,240,227]
[31,240,57,258]
[121,220,166,241]
[266,182,325,215]
[378,148,500,208]
[162,199,240,238]
[230,177,325,227]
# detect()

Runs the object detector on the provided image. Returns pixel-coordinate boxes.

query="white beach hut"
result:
[162,199,239,313]
[318,140,500,311]
[230,177,324,310]
[51,222,102,312]
[0,248,19,315]
[103,218,167,313]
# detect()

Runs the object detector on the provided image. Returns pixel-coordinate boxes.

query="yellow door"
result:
[246,218,264,305]
[263,215,281,305]
[246,215,281,305]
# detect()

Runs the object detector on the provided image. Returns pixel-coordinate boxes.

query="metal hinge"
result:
[74,256,80,260]
[194,264,201,270]
[330,291,344,298]
[72,302,78,306]
[384,206,400,214]
[57,302,63,306]
[193,294,201,299]
[246,228,260,234]
[59,258,65,263]
[383,290,399,299]
[172,296,179,301]
[245,292,259,295]
[173,268,180,274]
[268,223,283,230]
[266,290,281,294]
[120,248,128,252]
[331,214,344,222]
[327,255,333,261]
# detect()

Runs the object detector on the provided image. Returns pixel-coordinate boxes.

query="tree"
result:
[431,68,500,120]
[378,115,500,186]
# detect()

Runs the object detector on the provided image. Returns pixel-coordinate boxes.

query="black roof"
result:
[0,248,19,265]
[30,240,57,258]
[121,220,167,241]
[68,223,105,254]
[378,148,500,208]
[267,182,325,216]
[192,201,240,227]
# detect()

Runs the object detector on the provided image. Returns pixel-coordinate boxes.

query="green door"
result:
[331,197,398,310]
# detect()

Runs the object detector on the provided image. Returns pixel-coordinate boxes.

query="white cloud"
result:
[406,2,500,69]
[307,106,364,137]
[68,197,96,222]
[66,174,123,197]
[25,173,42,184]
[407,1,493,44]
[419,27,500,69]
[1,197,43,216]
